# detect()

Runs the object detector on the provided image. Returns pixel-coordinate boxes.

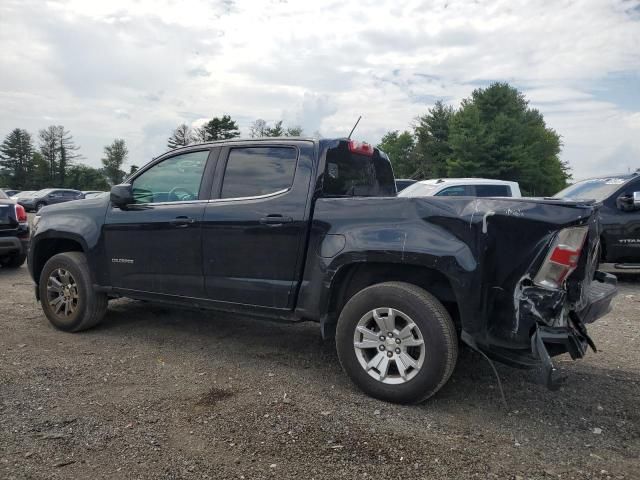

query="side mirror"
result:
[110,184,134,209]
[616,192,640,212]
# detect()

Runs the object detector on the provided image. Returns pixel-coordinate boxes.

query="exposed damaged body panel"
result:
[297,195,617,384]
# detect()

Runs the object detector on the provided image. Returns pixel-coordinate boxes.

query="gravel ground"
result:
[0,264,638,479]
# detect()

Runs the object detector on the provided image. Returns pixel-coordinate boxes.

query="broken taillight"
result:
[348,140,374,157]
[533,226,588,289]
[14,204,28,224]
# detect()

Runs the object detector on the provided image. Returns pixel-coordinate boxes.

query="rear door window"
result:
[475,184,511,197]
[221,147,298,199]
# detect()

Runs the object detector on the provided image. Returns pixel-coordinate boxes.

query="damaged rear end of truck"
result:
[305,194,617,390]
[451,197,617,387]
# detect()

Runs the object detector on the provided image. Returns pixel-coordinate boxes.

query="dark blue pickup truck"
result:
[28,138,617,403]
[555,172,640,267]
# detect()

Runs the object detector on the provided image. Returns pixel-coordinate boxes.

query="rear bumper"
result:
[531,271,617,388]
[0,236,28,256]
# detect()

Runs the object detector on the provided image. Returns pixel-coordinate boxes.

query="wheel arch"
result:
[323,262,460,336]
[31,234,87,287]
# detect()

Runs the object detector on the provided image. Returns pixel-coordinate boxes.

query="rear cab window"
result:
[323,141,396,197]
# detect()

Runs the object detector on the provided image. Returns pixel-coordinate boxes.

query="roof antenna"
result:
[347,116,362,139]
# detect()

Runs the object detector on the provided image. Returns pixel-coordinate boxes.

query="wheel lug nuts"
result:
[395,348,401,354]
[388,332,393,338]
[378,345,385,351]
[386,351,393,358]
[379,336,385,341]
[395,338,401,344]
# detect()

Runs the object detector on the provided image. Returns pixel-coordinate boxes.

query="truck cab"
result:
[554,172,640,266]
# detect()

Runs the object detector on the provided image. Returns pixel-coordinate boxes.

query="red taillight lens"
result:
[533,227,588,289]
[15,204,28,223]
[348,140,374,157]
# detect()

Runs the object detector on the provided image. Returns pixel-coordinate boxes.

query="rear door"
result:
[202,142,313,309]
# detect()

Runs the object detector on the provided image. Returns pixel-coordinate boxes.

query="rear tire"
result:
[0,253,26,269]
[336,282,458,404]
[39,252,107,332]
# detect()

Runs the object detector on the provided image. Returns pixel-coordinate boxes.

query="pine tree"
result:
[413,100,454,178]
[102,139,128,185]
[0,128,34,189]
[196,115,240,142]
[168,124,195,149]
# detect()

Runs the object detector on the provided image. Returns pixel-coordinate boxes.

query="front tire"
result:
[336,282,458,404]
[0,253,26,269]
[39,252,107,332]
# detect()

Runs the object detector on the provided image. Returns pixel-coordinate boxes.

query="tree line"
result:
[2,83,570,196]
[0,126,136,191]
[166,116,304,149]
[377,83,571,196]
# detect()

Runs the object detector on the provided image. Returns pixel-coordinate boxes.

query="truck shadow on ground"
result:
[93,299,640,431]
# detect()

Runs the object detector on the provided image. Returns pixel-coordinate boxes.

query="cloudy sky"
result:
[1,0,639,179]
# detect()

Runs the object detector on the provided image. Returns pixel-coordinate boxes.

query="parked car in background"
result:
[2,189,21,197]
[399,178,522,198]
[10,191,36,201]
[395,178,417,192]
[0,189,29,268]
[554,172,640,266]
[28,138,616,403]
[19,188,84,212]
[82,191,108,199]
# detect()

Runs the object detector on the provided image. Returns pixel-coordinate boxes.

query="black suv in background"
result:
[19,188,84,212]
[555,172,640,266]
[0,189,29,268]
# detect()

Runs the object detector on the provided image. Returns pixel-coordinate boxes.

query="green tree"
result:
[250,119,304,137]
[29,152,50,189]
[56,127,80,186]
[413,100,454,178]
[168,123,195,149]
[39,126,58,183]
[65,164,110,191]
[376,130,416,178]
[196,115,240,142]
[285,125,304,136]
[0,128,34,189]
[446,83,568,195]
[102,139,128,185]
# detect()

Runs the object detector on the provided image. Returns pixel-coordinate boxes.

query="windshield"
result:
[398,182,439,197]
[554,177,631,201]
[35,189,54,196]
[0,190,7,199]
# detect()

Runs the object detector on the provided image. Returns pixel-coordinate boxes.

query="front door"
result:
[202,143,313,309]
[602,178,640,263]
[103,149,212,297]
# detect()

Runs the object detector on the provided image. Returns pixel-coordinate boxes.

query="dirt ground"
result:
[0,264,638,480]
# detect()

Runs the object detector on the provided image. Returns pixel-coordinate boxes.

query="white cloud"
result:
[0,0,638,179]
